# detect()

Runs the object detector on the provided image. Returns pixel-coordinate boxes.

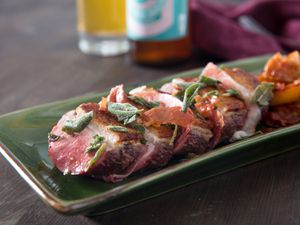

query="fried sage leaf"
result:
[108,102,142,125]
[182,83,205,112]
[128,96,160,109]
[251,82,274,106]
[130,124,145,134]
[107,125,129,133]
[62,111,93,134]
[199,76,220,86]
[86,143,107,172]
[222,88,240,97]
[85,135,105,153]
[176,82,199,90]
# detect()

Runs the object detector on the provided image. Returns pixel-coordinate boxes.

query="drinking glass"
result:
[77,0,129,56]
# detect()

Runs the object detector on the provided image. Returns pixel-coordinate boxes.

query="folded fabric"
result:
[190,0,300,60]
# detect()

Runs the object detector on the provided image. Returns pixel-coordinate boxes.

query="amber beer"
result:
[126,0,191,65]
[77,0,129,56]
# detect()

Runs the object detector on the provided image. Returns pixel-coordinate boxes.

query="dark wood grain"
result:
[1,0,300,225]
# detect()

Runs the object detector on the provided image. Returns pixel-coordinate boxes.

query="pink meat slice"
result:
[49,110,96,175]
[49,103,147,183]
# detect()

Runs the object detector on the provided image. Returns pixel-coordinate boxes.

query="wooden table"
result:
[1,0,300,224]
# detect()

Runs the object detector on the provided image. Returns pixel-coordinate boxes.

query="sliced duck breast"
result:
[201,63,261,140]
[195,86,248,146]
[105,85,175,174]
[49,102,147,183]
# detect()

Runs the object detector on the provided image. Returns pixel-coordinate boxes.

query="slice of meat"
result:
[49,102,147,183]
[106,85,174,176]
[202,63,254,102]
[173,124,213,155]
[130,85,213,155]
[215,96,248,142]
[195,87,248,146]
[201,63,261,140]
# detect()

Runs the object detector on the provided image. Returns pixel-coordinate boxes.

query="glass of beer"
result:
[76,0,129,56]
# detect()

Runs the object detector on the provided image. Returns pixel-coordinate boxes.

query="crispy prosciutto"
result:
[49,61,277,183]
[130,85,213,155]
[264,101,300,127]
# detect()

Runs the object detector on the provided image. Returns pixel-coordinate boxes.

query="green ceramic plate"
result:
[1,55,300,216]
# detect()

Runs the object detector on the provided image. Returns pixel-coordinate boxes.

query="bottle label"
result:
[126,0,188,41]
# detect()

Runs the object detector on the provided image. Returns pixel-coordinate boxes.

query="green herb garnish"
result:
[222,88,240,97]
[140,138,147,145]
[182,83,204,112]
[202,90,220,98]
[176,82,199,90]
[175,82,200,101]
[62,111,93,134]
[86,143,106,171]
[85,135,105,153]
[177,76,220,111]
[108,102,142,125]
[123,115,137,124]
[107,125,128,133]
[169,125,178,145]
[48,133,60,142]
[130,124,145,134]
[174,89,186,101]
[128,96,160,109]
[199,76,220,86]
[251,82,274,106]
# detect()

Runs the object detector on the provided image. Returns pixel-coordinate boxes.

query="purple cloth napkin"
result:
[190,0,300,60]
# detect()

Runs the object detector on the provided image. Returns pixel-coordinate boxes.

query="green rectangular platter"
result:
[1,55,300,216]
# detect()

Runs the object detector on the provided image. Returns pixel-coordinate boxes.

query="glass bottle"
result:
[126,0,191,65]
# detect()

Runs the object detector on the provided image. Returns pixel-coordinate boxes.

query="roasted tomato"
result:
[259,51,300,106]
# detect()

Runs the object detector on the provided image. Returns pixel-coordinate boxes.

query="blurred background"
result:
[2,0,300,115]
